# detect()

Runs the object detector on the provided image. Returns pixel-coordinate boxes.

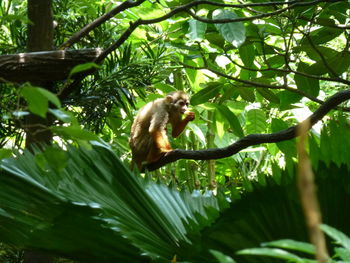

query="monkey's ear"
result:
[166,95,173,103]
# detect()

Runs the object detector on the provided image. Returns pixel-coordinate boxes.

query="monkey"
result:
[129,91,195,170]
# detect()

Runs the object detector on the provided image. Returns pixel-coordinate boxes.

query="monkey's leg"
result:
[147,130,172,163]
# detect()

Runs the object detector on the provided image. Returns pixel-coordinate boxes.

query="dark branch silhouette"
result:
[58,0,339,99]
[144,89,350,171]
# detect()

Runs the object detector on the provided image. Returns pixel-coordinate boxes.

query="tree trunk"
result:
[24,0,54,262]
[24,0,54,148]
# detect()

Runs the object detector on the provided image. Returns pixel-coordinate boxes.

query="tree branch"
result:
[187,0,342,24]
[58,0,343,99]
[59,0,146,49]
[144,89,350,171]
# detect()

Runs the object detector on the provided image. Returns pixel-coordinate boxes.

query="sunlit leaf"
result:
[321,224,350,251]
[210,250,237,263]
[191,82,222,105]
[188,19,207,40]
[246,109,266,134]
[213,9,246,48]
[263,239,315,255]
[215,104,244,137]
[237,248,304,262]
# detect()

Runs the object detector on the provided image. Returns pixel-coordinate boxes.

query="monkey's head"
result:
[166,91,189,114]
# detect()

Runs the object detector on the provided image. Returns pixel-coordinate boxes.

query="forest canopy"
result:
[0,0,350,262]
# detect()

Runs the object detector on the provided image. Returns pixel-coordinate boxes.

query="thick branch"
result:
[144,90,350,171]
[0,49,101,83]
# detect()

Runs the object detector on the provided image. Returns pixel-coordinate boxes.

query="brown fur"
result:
[129,91,195,170]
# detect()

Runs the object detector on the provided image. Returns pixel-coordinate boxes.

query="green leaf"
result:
[304,27,343,45]
[20,86,61,117]
[188,123,206,145]
[215,104,244,137]
[188,19,207,40]
[335,247,350,261]
[263,239,315,255]
[0,149,12,160]
[191,82,222,105]
[295,62,320,97]
[210,250,237,263]
[36,88,61,108]
[246,109,266,134]
[48,109,72,123]
[43,147,68,173]
[239,44,255,67]
[321,224,350,251]
[213,9,246,48]
[52,126,99,141]
[215,111,225,138]
[256,88,280,104]
[307,51,350,76]
[271,119,296,156]
[206,32,226,49]
[237,87,255,102]
[237,248,304,262]
[69,62,100,78]
[266,55,285,68]
[20,87,49,118]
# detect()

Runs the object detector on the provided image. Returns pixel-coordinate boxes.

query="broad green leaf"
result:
[52,126,99,141]
[20,87,49,118]
[206,32,226,49]
[256,89,280,104]
[153,83,176,94]
[43,147,68,173]
[335,247,350,261]
[215,104,244,137]
[0,149,12,160]
[188,123,206,145]
[321,224,350,251]
[303,27,343,45]
[20,86,61,117]
[295,62,320,97]
[188,19,207,40]
[266,55,285,68]
[239,44,255,67]
[237,87,255,102]
[215,111,225,138]
[278,90,303,108]
[191,82,222,105]
[307,51,350,76]
[271,119,296,156]
[246,109,266,134]
[69,62,100,77]
[294,45,338,62]
[36,88,61,108]
[263,239,315,255]
[210,250,237,263]
[213,9,246,48]
[49,109,72,123]
[237,248,304,262]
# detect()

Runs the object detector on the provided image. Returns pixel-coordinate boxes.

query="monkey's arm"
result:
[172,112,195,138]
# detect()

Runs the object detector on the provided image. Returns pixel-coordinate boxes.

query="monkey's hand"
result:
[184,111,195,122]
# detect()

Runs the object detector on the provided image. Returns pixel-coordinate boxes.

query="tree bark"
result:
[24,0,54,149]
[0,49,101,83]
[24,0,55,262]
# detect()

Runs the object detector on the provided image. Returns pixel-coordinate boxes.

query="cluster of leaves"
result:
[0,119,350,262]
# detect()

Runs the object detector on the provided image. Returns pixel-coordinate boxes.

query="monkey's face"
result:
[173,98,189,114]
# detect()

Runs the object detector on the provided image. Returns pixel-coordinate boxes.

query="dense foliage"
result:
[0,0,350,262]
